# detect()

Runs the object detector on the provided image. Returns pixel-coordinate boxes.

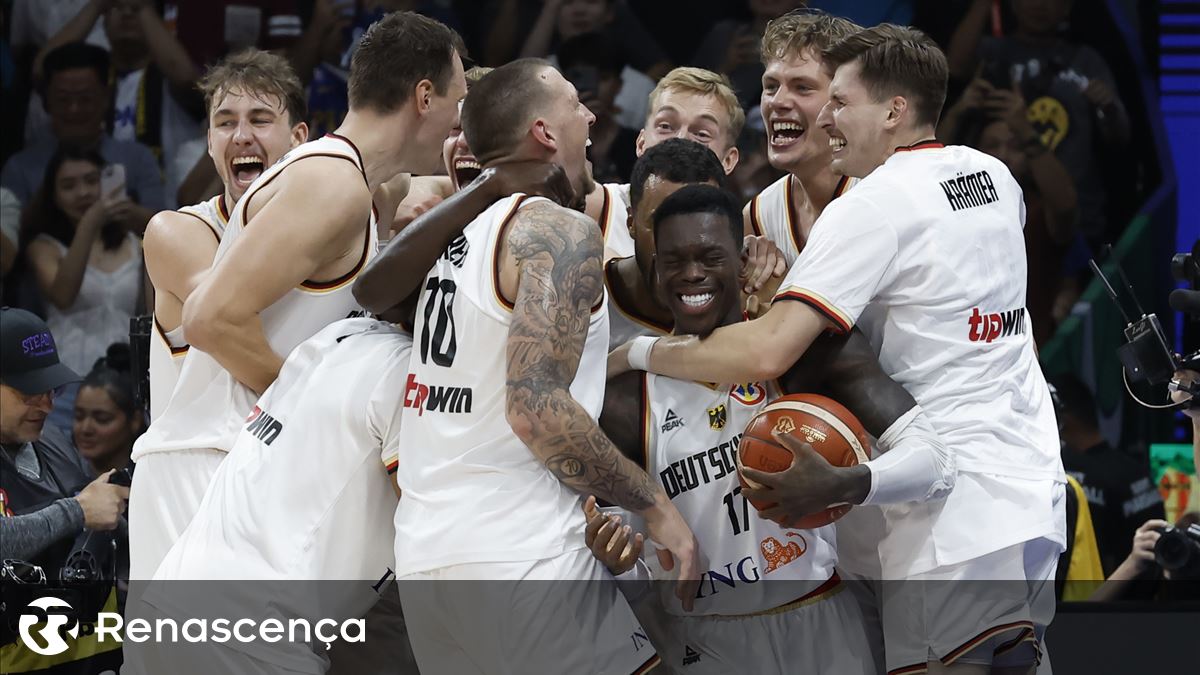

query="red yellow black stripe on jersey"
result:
[772,288,852,334]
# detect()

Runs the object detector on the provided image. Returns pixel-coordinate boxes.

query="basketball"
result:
[737,393,871,529]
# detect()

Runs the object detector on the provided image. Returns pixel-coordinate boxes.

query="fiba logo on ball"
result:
[18,597,78,656]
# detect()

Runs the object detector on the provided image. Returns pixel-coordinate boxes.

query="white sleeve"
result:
[862,406,956,506]
[772,194,898,332]
[368,341,413,474]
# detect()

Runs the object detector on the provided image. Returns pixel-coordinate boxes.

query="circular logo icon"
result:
[18,597,78,656]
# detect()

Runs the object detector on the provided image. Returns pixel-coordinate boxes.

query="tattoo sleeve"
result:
[505,202,658,511]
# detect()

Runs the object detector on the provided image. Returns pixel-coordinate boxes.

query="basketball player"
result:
[613,26,1065,675]
[142,49,307,423]
[142,317,411,675]
[584,67,744,262]
[128,11,468,583]
[745,11,862,274]
[392,59,698,675]
[593,184,950,674]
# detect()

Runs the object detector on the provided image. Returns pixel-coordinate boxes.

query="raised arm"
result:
[354,162,573,315]
[502,201,700,609]
[183,159,370,394]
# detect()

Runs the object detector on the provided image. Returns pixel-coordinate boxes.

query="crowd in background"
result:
[0,0,1186,606]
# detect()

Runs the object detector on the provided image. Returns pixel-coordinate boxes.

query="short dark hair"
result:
[652,184,743,247]
[348,11,466,113]
[822,24,948,128]
[42,42,110,89]
[557,32,625,78]
[1048,373,1099,429]
[461,58,558,165]
[197,49,307,126]
[629,138,727,209]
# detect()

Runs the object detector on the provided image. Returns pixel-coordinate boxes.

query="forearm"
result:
[511,391,660,511]
[35,0,103,77]
[643,310,814,384]
[0,498,85,560]
[138,7,199,89]
[355,176,499,314]
[861,406,955,505]
[519,5,559,58]
[946,0,990,80]
[1026,146,1078,231]
[186,311,283,394]
[176,156,222,207]
[46,232,99,308]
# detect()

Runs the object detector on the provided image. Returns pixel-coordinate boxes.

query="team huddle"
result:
[128,9,1065,675]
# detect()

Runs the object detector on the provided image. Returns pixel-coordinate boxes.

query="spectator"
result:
[558,33,638,183]
[1051,373,1167,575]
[73,342,142,477]
[946,0,1130,246]
[1,42,166,223]
[171,0,305,69]
[0,307,128,673]
[940,76,1078,345]
[8,0,109,55]
[1089,513,1200,602]
[692,0,805,110]
[35,0,205,167]
[515,0,667,130]
[0,188,19,281]
[19,146,143,430]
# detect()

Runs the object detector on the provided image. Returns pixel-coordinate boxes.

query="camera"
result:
[130,314,152,416]
[1154,523,1200,579]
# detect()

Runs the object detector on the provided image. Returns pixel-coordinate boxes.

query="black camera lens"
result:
[1155,525,1200,576]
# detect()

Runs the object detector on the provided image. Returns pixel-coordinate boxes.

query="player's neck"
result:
[788,164,842,213]
[611,257,671,322]
[333,111,413,193]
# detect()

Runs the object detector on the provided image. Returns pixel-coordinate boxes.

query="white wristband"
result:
[627,336,659,372]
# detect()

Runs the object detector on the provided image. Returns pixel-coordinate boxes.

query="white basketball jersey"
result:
[747,174,856,266]
[393,194,610,576]
[133,134,377,460]
[604,258,671,346]
[643,372,838,616]
[599,182,634,261]
[146,195,229,422]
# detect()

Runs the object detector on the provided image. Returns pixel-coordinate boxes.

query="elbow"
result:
[181,294,227,354]
[351,271,389,316]
[504,396,539,449]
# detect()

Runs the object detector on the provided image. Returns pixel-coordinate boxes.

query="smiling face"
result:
[637,89,738,174]
[817,60,892,178]
[631,175,719,288]
[653,211,742,337]
[208,88,307,201]
[53,158,102,225]
[760,49,834,174]
[73,385,138,466]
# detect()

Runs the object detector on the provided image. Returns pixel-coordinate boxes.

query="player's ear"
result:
[884,96,907,129]
[415,79,435,115]
[634,129,647,157]
[626,210,635,238]
[722,146,739,175]
[291,121,309,147]
[531,118,558,154]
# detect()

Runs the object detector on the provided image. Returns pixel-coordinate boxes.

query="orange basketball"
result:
[737,393,871,529]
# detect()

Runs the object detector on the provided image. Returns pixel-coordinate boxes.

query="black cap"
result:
[0,307,80,395]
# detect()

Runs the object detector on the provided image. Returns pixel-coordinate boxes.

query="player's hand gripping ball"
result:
[737,394,871,528]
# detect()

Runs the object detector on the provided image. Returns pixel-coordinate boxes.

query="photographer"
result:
[0,307,127,672]
[1089,513,1200,602]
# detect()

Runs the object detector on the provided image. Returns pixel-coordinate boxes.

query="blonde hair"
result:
[198,48,307,126]
[646,67,745,145]
[760,10,861,64]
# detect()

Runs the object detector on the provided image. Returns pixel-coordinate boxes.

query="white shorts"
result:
[127,448,225,580]
[882,537,1060,675]
[659,576,874,675]
[396,548,659,675]
[839,567,886,675]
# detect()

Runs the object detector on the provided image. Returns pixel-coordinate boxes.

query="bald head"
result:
[461,58,561,164]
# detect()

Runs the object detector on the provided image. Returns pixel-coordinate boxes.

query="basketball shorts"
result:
[396,547,659,675]
[659,576,875,675]
[839,567,886,675]
[882,537,1060,675]
[127,448,226,580]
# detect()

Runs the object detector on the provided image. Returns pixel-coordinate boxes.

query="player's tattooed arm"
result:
[780,328,918,438]
[504,201,657,510]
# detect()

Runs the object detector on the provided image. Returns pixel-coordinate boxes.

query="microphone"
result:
[1169,288,1200,315]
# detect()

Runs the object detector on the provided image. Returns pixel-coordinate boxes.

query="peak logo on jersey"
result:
[773,415,796,435]
[967,306,1027,343]
[245,406,283,445]
[403,374,473,416]
[730,383,766,406]
[442,235,469,268]
[761,533,807,574]
[661,409,684,433]
[939,169,999,212]
[683,646,702,666]
[707,404,727,430]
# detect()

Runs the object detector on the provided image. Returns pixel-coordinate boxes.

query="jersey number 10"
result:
[420,277,458,367]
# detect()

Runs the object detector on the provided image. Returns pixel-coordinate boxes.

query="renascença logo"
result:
[18,597,78,655]
[17,599,365,653]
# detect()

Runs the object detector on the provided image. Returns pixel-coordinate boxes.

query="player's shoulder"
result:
[513,196,598,237]
[145,208,220,248]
